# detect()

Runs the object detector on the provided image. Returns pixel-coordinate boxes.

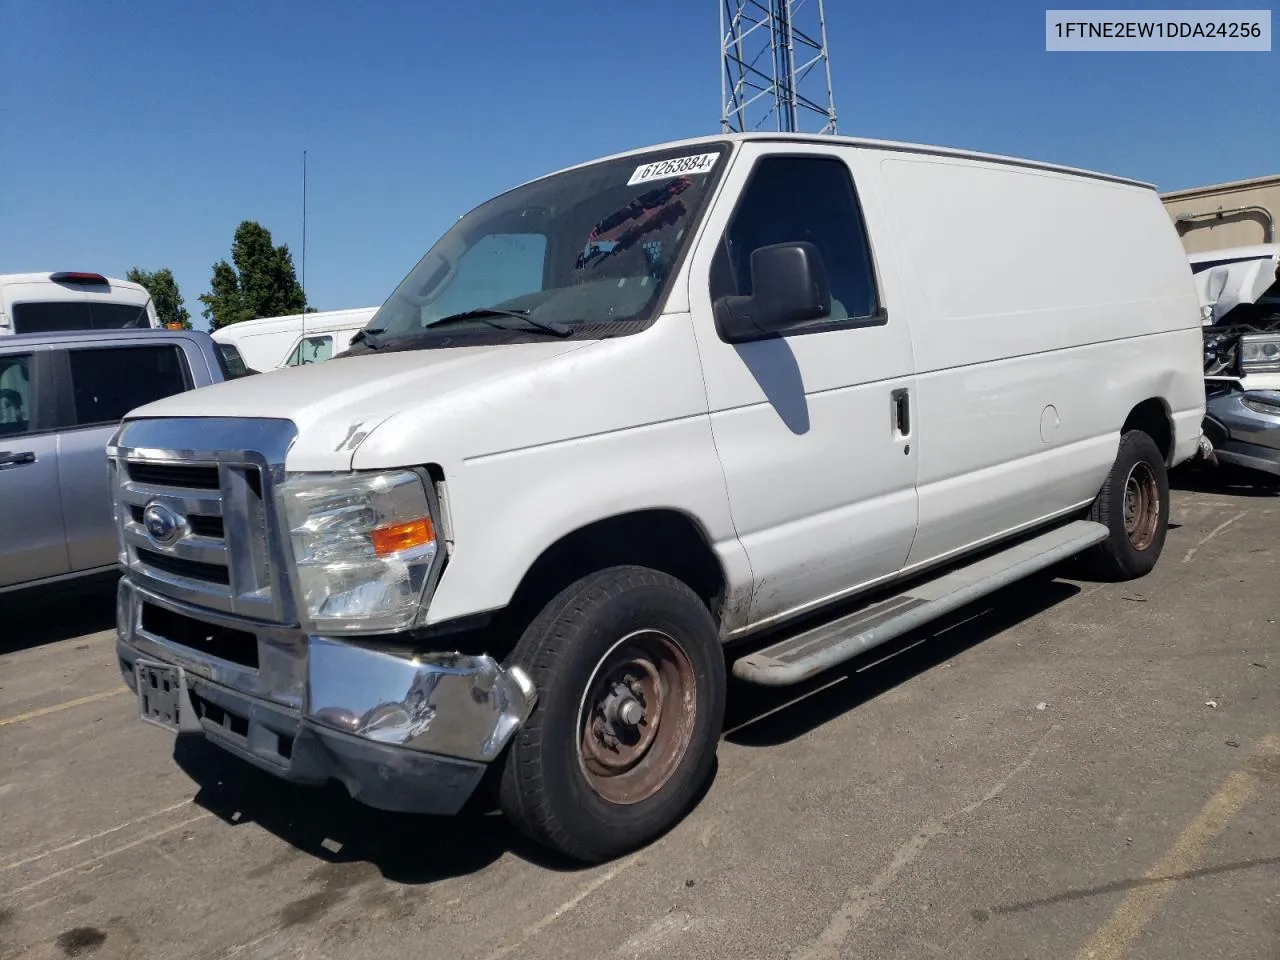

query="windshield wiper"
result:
[349,327,386,349]
[430,308,572,338]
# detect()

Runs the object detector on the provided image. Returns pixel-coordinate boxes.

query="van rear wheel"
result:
[1086,429,1170,580]
[498,566,725,863]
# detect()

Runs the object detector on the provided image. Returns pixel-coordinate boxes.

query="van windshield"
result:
[12,301,151,334]
[364,143,731,347]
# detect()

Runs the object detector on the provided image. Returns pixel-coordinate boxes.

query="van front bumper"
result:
[116,579,537,815]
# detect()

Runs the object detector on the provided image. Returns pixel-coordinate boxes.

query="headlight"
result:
[281,470,440,633]
[1240,334,1280,374]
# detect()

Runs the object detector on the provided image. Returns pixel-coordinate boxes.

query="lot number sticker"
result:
[627,153,719,186]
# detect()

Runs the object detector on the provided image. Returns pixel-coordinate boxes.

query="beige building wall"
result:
[1160,175,1280,254]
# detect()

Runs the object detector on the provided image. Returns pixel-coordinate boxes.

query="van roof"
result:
[0,272,151,296]
[519,132,1154,192]
[210,306,378,335]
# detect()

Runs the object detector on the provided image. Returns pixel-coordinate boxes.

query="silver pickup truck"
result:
[0,328,239,594]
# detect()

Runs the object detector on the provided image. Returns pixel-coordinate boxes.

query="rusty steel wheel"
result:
[1122,461,1160,551]
[1087,429,1169,581]
[498,566,726,863]
[575,630,697,805]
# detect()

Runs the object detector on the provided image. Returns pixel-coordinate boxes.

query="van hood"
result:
[126,339,594,470]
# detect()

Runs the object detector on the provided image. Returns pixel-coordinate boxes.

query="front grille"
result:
[142,602,259,668]
[127,462,220,489]
[128,505,223,539]
[114,449,283,622]
[136,548,232,585]
[189,515,225,538]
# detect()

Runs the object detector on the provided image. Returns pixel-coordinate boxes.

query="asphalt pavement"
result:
[1,482,1276,960]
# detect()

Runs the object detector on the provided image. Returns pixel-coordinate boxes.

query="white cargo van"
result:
[210,307,378,371]
[0,272,159,334]
[108,133,1206,863]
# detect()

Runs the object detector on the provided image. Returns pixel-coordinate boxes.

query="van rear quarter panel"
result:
[870,153,1204,567]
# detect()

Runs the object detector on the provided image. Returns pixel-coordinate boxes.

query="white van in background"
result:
[210,306,378,371]
[0,272,159,335]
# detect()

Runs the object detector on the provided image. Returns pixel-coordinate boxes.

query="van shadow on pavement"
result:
[174,732,720,884]
[172,735,553,882]
[173,573,1077,884]
[722,573,1079,748]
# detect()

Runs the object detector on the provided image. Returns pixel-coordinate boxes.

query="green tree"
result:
[126,267,191,329]
[199,221,307,329]
[200,260,252,329]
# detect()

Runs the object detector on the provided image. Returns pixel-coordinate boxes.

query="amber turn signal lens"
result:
[370,517,435,556]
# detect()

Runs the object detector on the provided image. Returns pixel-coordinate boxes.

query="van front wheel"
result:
[498,566,725,863]
[1087,429,1170,580]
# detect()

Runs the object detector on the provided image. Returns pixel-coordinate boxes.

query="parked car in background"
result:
[1197,244,1280,389]
[0,272,159,334]
[1192,244,1280,481]
[210,306,377,371]
[0,328,238,595]
[108,132,1205,863]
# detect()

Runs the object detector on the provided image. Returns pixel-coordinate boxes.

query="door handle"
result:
[0,450,36,467]
[890,389,910,437]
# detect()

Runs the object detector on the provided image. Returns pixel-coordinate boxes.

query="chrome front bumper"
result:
[116,578,537,814]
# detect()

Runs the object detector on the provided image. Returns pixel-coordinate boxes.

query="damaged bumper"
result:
[1202,389,1280,477]
[116,578,537,815]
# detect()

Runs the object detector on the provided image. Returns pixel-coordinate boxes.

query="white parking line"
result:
[3,812,211,900]
[1183,510,1247,563]
[480,855,644,960]
[792,725,1059,960]
[0,688,126,728]
[1,798,194,872]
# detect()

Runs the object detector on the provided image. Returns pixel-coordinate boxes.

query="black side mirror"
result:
[714,241,831,343]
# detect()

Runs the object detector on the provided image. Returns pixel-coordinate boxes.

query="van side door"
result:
[687,143,919,628]
[50,339,205,572]
[0,347,69,588]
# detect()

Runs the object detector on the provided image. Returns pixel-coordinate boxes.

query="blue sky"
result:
[2,0,1275,329]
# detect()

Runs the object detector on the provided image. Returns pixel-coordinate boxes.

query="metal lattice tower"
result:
[720,0,837,135]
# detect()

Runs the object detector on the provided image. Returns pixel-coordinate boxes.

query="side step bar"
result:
[731,520,1108,687]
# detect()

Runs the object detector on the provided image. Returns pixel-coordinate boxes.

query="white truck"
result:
[108,133,1206,862]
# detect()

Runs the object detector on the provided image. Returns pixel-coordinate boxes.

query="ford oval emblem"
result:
[142,501,183,547]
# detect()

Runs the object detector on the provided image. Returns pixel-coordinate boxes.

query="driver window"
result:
[421,233,548,322]
[285,335,334,366]
[0,354,33,436]
[711,155,880,327]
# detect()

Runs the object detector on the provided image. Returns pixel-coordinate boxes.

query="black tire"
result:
[1086,429,1170,580]
[497,566,725,863]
